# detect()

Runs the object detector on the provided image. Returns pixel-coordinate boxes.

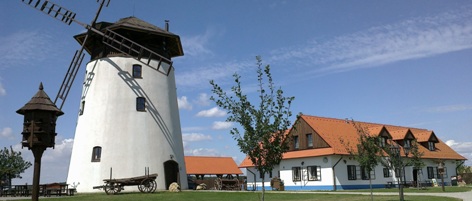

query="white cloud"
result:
[0,30,56,68]
[181,27,221,58]
[42,138,74,162]
[268,6,472,76]
[186,148,221,156]
[196,107,226,117]
[196,93,211,106]
[212,121,233,130]
[426,104,472,113]
[182,133,212,142]
[445,140,472,165]
[0,81,6,96]
[11,137,74,184]
[177,96,192,110]
[181,126,206,132]
[176,60,252,89]
[0,127,13,139]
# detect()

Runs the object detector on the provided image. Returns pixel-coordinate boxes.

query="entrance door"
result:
[163,160,179,189]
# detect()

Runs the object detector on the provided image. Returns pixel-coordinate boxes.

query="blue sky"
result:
[1,0,471,184]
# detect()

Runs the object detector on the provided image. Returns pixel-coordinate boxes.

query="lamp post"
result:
[438,162,445,192]
[16,83,63,201]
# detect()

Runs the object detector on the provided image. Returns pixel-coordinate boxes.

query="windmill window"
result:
[91,146,102,162]
[132,64,142,78]
[136,97,146,111]
[79,101,85,115]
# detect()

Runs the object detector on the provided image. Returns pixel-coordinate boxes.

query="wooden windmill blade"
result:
[21,0,110,110]
[21,0,174,109]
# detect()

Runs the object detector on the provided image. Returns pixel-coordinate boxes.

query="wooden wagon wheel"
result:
[139,178,157,193]
[104,183,121,195]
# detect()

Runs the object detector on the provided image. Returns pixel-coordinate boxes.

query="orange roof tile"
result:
[239,115,466,167]
[185,156,243,175]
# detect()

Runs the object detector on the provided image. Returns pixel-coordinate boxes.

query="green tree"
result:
[210,56,294,201]
[405,140,425,189]
[0,146,32,188]
[340,121,381,201]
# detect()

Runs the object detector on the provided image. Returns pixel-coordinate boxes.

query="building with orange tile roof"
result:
[240,115,466,191]
[185,156,243,176]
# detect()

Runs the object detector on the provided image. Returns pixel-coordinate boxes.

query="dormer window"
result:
[378,137,387,148]
[404,139,411,149]
[428,141,435,151]
[294,136,299,150]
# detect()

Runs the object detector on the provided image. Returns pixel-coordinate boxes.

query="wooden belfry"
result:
[16,83,64,201]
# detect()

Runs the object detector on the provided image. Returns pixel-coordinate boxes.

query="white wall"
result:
[67,57,187,192]
[245,155,457,190]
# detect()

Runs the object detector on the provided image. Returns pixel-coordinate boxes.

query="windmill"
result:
[20,0,188,192]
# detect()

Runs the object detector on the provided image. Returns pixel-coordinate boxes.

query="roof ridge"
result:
[301,114,430,131]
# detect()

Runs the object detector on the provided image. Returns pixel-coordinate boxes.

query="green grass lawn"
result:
[12,191,462,201]
[344,186,472,193]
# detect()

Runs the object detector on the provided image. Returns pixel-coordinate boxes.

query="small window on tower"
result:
[136,97,146,111]
[91,146,102,162]
[133,64,142,78]
[79,101,85,115]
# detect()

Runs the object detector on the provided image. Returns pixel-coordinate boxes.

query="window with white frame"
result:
[383,167,391,178]
[292,167,301,181]
[347,165,357,180]
[427,166,435,179]
[307,166,321,181]
[361,166,376,180]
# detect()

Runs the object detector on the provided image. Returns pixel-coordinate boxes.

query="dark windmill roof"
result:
[16,83,64,116]
[74,16,184,58]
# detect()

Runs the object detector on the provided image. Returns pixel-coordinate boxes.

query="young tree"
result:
[405,140,425,189]
[210,56,294,201]
[0,146,32,188]
[340,121,381,201]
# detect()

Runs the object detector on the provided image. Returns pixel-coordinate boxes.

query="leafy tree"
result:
[210,56,294,201]
[405,140,425,189]
[0,146,32,188]
[340,120,381,201]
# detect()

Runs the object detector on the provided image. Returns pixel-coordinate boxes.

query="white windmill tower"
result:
[21,0,187,192]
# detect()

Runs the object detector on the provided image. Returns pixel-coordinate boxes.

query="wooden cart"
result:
[94,173,158,195]
[214,178,240,190]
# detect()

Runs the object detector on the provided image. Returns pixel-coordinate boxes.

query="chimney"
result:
[165,20,169,31]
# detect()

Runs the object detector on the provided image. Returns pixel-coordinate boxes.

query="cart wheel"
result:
[104,183,121,195]
[139,178,157,193]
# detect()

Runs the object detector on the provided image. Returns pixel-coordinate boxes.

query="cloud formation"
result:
[212,121,233,130]
[426,104,472,113]
[446,139,472,165]
[196,107,226,117]
[196,93,211,106]
[182,133,212,142]
[0,127,13,139]
[0,81,6,96]
[0,30,56,68]
[269,7,472,76]
[177,96,192,110]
